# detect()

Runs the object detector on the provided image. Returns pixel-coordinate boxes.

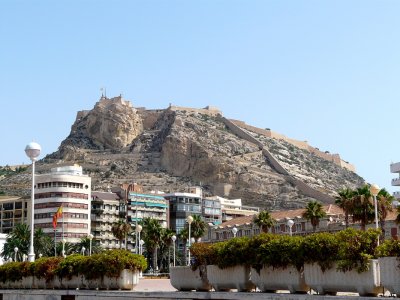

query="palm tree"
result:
[335,188,355,228]
[253,210,275,233]
[377,188,394,241]
[111,220,132,249]
[352,185,375,231]
[34,228,53,257]
[158,228,175,271]
[142,217,163,271]
[2,223,30,261]
[73,236,103,255]
[302,201,327,232]
[190,215,207,242]
[178,227,189,265]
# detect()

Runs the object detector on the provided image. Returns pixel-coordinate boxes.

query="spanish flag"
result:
[52,205,63,229]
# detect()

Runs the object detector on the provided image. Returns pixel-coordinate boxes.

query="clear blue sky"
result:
[1,1,399,193]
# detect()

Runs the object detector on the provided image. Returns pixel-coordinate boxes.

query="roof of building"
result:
[92,191,120,201]
[216,204,344,229]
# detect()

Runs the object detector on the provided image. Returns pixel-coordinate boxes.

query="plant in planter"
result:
[206,237,256,292]
[249,234,309,293]
[376,239,400,295]
[33,256,64,288]
[79,249,147,290]
[303,228,381,296]
[169,242,214,291]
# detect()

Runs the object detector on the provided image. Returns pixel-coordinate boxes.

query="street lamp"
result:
[186,215,193,265]
[81,246,86,256]
[139,239,144,255]
[136,225,142,254]
[370,184,380,238]
[232,227,238,238]
[25,141,41,262]
[14,247,18,262]
[287,219,294,236]
[62,238,66,257]
[171,235,176,267]
[88,234,93,256]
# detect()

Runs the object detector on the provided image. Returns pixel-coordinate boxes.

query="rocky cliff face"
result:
[1,96,365,210]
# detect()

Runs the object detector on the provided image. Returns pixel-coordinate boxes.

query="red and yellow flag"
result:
[52,205,63,229]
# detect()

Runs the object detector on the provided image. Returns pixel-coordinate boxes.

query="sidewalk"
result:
[134,278,177,292]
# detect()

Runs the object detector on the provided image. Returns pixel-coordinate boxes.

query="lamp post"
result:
[232,227,238,238]
[136,225,142,254]
[287,219,294,236]
[62,238,66,257]
[186,215,193,265]
[88,234,93,256]
[81,246,86,256]
[139,239,144,255]
[25,141,41,262]
[370,184,380,246]
[171,235,176,267]
[14,247,18,262]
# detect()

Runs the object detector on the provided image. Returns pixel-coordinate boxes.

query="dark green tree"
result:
[253,210,275,233]
[303,201,327,232]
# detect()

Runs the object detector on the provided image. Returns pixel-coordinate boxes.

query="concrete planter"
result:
[304,260,381,296]
[206,265,255,292]
[58,275,83,289]
[378,257,400,295]
[103,269,140,290]
[251,266,309,293]
[170,266,211,291]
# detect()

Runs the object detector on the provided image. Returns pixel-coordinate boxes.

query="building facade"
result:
[34,165,91,243]
[0,196,28,234]
[91,191,121,249]
[391,162,400,199]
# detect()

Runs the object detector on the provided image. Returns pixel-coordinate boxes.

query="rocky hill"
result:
[0,95,365,210]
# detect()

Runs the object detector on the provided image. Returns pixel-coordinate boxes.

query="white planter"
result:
[58,275,83,289]
[304,260,381,296]
[206,265,255,292]
[251,266,309,293]
[103,269,140,290]
[22,276,33,289]
[170,266,211,291]
[378,257,400,295]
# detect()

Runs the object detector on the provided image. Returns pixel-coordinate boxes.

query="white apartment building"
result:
[209,196,259,221]
[390,162,400,199]
[34,165,91,243]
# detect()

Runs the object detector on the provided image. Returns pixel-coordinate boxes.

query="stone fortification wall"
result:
[137,109,165,130]
[230,119,355,172]
[98,95,133,108]
[222,117,334,203]
[169,105,222,116]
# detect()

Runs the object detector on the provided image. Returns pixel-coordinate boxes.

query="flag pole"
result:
[54,228,57,257]
[62,205,65,257]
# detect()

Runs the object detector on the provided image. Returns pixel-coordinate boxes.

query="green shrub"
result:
[302,232,340,271]
[80,250,147,280]
[213,237,251,269]
[190,242,216,270]
[376,239,400,257]
[335,228,380,273]
[257,235,304,271]
[54,254,87,280]
[33,257,63,282]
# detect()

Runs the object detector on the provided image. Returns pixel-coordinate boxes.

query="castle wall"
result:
[169,105,222,116]
[230,119,355,172]
[221,117,334,203]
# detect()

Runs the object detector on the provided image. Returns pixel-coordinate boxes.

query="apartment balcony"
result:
[392,178,400,186]
[393,191,400,199]
[391,162,400,173]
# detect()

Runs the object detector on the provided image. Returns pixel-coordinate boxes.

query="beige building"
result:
[91,191,122,249]
[0,196,28,234]
[391,162,400,199]
[34,165,91,243]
